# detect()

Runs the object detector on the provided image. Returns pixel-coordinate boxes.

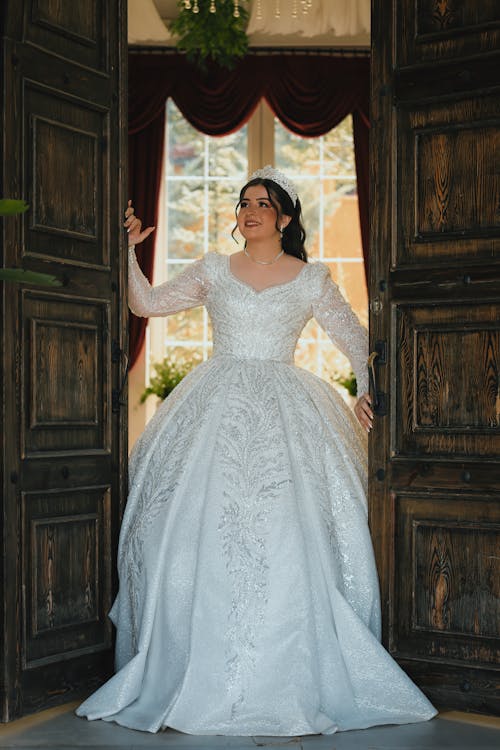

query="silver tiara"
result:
[248,165,298,206]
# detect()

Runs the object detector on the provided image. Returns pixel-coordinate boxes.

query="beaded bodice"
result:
[128,250,368,394]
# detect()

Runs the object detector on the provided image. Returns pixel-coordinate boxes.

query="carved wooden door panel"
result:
[1,0,127,719]
[370,0,500,714]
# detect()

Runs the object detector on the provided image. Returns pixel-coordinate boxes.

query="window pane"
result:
[166,104,204,178]
[323,184,362,260]
[208,132,247,177]
[297,182,322,258]
[322,122,357,177]
[207,181,240,255]
[275,130,319,175]
[167,180,205,259]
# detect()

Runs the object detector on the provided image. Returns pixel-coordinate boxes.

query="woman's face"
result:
[236,185,284,243]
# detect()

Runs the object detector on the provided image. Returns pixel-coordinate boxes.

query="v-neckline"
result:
[226,254,308,295]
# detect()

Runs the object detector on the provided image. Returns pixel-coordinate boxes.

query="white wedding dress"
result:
[77,250,436,735]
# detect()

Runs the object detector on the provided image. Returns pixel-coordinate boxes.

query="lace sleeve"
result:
[312,265,369,396]
[128,248,209,317]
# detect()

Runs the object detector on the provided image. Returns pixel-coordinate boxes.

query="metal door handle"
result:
[112,340,129,414]
[368,340,387,416]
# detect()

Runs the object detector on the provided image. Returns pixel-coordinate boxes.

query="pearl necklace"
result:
[244,246,284,266]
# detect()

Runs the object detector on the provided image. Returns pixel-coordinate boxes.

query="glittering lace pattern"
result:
[76,250,436,735]
[120,365,222,652]
[216,365,291,716]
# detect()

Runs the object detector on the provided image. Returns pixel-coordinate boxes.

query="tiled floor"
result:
[0,703,499,750]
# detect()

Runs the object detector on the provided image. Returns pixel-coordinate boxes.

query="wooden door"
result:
[1,0,128,720]
[370,0,500,714]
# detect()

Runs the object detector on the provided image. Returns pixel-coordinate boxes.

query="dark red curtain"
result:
[128,107,166,367]
[129,52,370,367]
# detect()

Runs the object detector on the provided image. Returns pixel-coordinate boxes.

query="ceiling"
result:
[128,0,370,48]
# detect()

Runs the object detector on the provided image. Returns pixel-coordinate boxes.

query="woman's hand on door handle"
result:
[354,393,373,432]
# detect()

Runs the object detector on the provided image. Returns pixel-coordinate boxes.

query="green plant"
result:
[333,370,358,397]
[140,355,200,403]
[0,199,61,286]
[168,0,249,71]
[0,199,29,215]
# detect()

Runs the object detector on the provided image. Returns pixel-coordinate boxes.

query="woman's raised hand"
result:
[354,393,373,433]
[124,200,155,247]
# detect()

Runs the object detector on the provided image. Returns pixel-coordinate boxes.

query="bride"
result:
[76,166,436,735]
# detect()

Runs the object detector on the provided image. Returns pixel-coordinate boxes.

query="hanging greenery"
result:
[0,199,61,286]
[0,199,29,216]
[168,1,249,71]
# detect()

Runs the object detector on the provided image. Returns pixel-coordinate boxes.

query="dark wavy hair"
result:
[232,177,308,262]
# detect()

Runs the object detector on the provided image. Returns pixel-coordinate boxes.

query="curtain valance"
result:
[129,53,369,136]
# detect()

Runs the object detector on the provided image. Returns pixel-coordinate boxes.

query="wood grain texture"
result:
[34,119,97,238]
[26,0,108,72]
[415,329,500,429]
[1,0,127,721]
[25,84,108,269]
[416,126,499,236]
[397,93,500,266]
[368,0,395,654]
[33,0,97,41]
[371,0,500,715]
[393,493,500,664]
[31,321,98,426]
[22,293,110,455]
[33,514,98,633]
[396,303,500,456]
[396,0,500,65]
[417,0,500,36]
[415,522,500,637]
[22,488,111,668]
